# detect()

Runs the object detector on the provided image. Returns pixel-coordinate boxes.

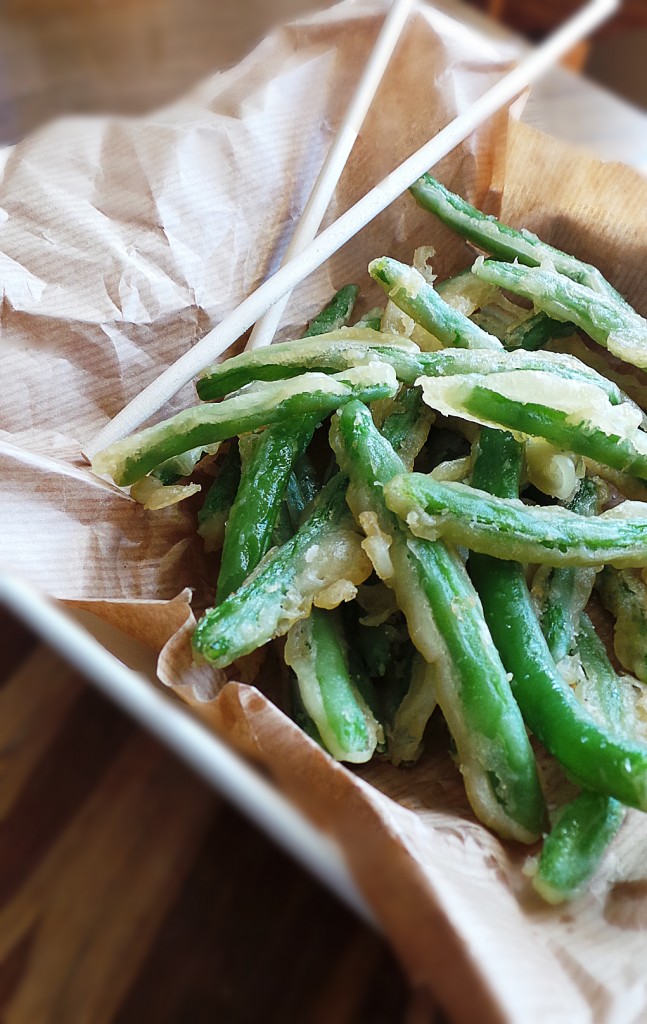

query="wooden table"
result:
[1,2,646,1022]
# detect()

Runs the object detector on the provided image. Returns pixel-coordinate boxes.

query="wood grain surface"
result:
[0,609,420,1024]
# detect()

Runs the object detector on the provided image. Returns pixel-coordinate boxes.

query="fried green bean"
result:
[330,400,545,843]
[473,258,647,370]
[531,792,625,904]
[505,312,576,352]
[384,474,647,568]
[285,607,382,763]
[93,365,398,486]
[596,567,647,684]
[195,331,417,400]
[302,284,359,337]
[528,585,630,905]
[192,474,372,668]
[531,612,626,903]
[197,444,241,552]
[533,478,599,663]
[387,652,438,766]
[196,332,630,406]
[216,417,317,601]
[283,388,430,763]
[409,173,631,309]
[353,307,384,331]
[276,449,384,763]
[286,385,433,762]
[415,371,647,480]
[575,612,626,734]
[468,428,647,811]
[369,257,502,351]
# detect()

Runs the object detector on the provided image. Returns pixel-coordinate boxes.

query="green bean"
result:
[387,652,438,766]
[353,307,383,331]
[532,608,626,900]
[409,173,631,309]
[369,257,502,351]
[197,332,630,407]
[471,427,522,498]
[284,607,381,763]
[359,388,434,756]
[330,400,545,843]
[363,388,434,753]
[473,258,647,371]
[153,446,211,485]
[285,455,319,529]
[575,612,626,734]
[596,567,647,684]
[216,417,317,602]
[302,284,359,337]
[532,792,625,904]
[505,312,576,352]
[440,347,631,410]
[276,451,383,762]
[531,611,627,903]
[285,386,431,759]
[289,673,324,746]
[93,365,398,487]
[192,474,371,668]
[380,386,434,471]
[271,500,295,548]
[534,479,599,662]
[471,305,526,343]
[195,331,417,400]
[384,473,647,568]
[415,372,647,480]
[197,444,241,552]
[468,428,647,811]
[288,388,430,757]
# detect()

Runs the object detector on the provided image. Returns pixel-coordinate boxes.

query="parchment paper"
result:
[3,1,647,1021]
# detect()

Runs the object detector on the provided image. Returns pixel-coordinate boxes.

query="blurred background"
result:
[1,0,645,146]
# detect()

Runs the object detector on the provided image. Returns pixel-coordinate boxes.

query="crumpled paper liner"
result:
[3,0,647,1019]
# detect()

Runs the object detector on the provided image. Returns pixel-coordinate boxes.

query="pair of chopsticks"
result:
[86,0,618,460]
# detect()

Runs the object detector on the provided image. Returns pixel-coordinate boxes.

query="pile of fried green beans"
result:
[93,175,647,905]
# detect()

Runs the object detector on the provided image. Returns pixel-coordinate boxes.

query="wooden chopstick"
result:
[85,0,618,460]
[246,0,416,353]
